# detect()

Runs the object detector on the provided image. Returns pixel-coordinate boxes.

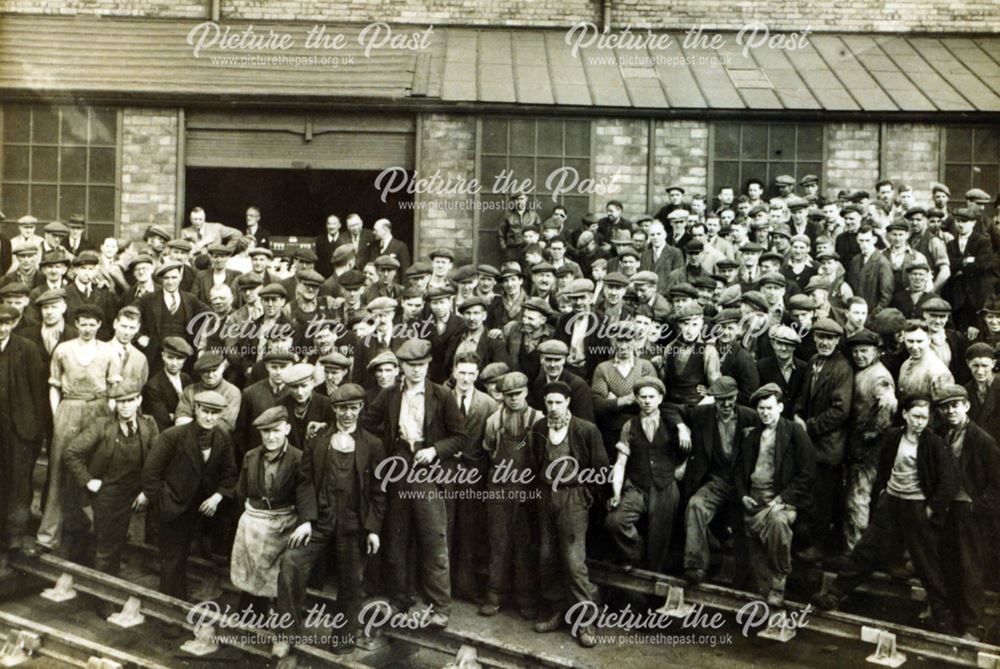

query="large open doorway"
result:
[184,167,415,251]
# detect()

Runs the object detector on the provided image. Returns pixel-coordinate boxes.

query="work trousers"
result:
[484,488,539,610]
[942,501,986,632]
[745,502,797,595]
[684,476,736,572]
[538,486,596,613]
[384,478,451,615]
[0,429,35,551]
[605,479,679,573]
[91,482,138,575]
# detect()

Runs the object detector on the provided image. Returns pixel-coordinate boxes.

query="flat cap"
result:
[193,352,224,372]
[374,255,401,270]
[886,220,909,234]
[425,284,456,300]
[522,297,555,317]
[921,297,951,314]
[193,390,227,411]
[666,209,690,221]
[530,261,555,275]
[207,242,231,255]
[330,383,366,405]
[40,250,72,266]
[841,203,865,216]
[633,271,659,285]
[813,317,844,336]
[538,339,570,357]
[259,283,289,299]
[758,272,786,288]
[476,264,500,278]
[331,245,355,264]
[933,384,968,405]
[979,295,1000,315]
[616,246,640,260]
[0,305,19,323]
[931,182,951,196]
[236,273,264,288]
[673,304,704,322]
[396,338,433,363]
[145,225,172,241]
[966,342,995,361]
[769,324,802,345]
[760,251,784,264]
[405,261,433,278]
[480,362,511,383]
[318,351,351,369]
[591,258,608,271]
[366,296,398,313]
[741,242,764,253]
[253,406,289,429]
[804,276,830,294]
[73,250,100,266]
[684,239,705,254]
[846,329,880,348]
[770,224,791,239]
[714,308,742,325]
[294,248,318,263]
[34,288,67,306]
[166,239,193,252]
[499,262,522,279]
[339,270,366,290]
[543,380,572,398]
[16,215,38,226]
[162,336,194,358]
[904,259,931,274]
[72,304,105,321]
[0,282,29,297]
[248,247,274,259]
[563,278,595,296]
[262,348,296,364]
[664,184,686,194]
[604,272,629,288]
[953,208,978,222]
[848,190,870,203]
[749,383,784,405]
[451,265,477,283]
[903,206,927,220]
[748,205,768,217]
[927,208,946,219]
[154,261,184,278]
[790,234,811,247]
[110,383,142,401]
[815,251,840,263]
[429,248,455,261]
[297,269,324,287]
[800,174,819,186]
[668,283,699,300]
[788,294,817,312]
[127,254,155,271]
[775,174,796,186]
[872,308,907,336]
[498,372,529,394]
[457,296,489,312]
[43,221,70,236]
[966,188,991,204]
[705,376,739,398]
[633,376,666,396]
[786,197,809,211]
[367,351,399,370]
[280,363,315,386]
[741,290,769,313]
[554,264,575,277]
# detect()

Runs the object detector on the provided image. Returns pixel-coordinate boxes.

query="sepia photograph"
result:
[0,0,998,666]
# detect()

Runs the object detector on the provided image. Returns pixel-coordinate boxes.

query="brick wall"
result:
[824,123,880,200]
[120,108,179,241]
[882,124,941,206]
[593,119,647,218]
[650,120,708,213]
[415,114,476,263]
[0,0,206,17]
[2,0,994,32]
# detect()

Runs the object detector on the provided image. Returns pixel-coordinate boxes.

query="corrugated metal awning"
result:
[2,15,999,115]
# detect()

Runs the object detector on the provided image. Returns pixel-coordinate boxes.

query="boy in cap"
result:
[479,371,543,618]
[142,389,238,599]
[274,383,385,656]
[529,380,608,648]
[479,362,510,402]
[606,376,686,574]
[64,383,157,586]
[230,406,313,627]
[365,350,399,404]
[360,338,466,628]
[0,305,46,562]
[143,337,193,432]
[174,353,241,434]
[714,308,760,406]
[738,384,815,605]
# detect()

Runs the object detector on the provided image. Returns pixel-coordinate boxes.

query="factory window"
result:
[711,122,823,198]
[478,117,591,262]
[944,126,999,211]
[1,105,119,240]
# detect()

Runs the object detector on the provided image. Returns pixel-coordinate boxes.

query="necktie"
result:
[460,396,468,417]
[168,292,178,314]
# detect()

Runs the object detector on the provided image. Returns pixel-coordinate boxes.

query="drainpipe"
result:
[601,0,611,31]
[211,0,220,22]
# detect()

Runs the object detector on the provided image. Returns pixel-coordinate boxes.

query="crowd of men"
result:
[1,174,1000,655]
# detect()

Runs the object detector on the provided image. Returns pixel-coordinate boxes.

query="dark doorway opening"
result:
[185,167,415,252]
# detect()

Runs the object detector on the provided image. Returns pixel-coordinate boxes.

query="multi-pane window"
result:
[712,122,823,198]
[944,126,999,213]
[1,105,119,240]
[478,118,591,263]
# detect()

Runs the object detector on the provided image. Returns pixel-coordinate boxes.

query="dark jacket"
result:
[847,251,894,314]
[666,403,759,497]
[279,393,335,452]
[756,356,807,419]
[553,311,609,381]
[0,334,46,442]
[945,232,996,314]
[361,380,467,461]
[444,327,511,377]
[142,370,191,432]
[234,380,287,457]
[237,443,314,525]
[370,237,411,274]
[966,377,1000,443]
[192,268,241,304]
[794,351,853,465]
[872,427,957,521]
[141,422,238,522]
[299,424,387,534]
[945,421,1000,515]
[137,288,209,368]
[64,413,159,488]
[719,344,760,406]
[529,370,596,424]
[528,415,609,489]
[734,417,816,510]
[315,232,349,278]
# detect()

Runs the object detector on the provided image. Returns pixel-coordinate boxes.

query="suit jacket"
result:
[192,268,241,304]
[234,380,288,457]
[889,289,937,320]
[529,370,596,424]
[428,315,465,384]
[756,356,806,418]
[734,417,815,510]
[280,393,335,451]
[0,334,46,442]
[371,237,411,274]
[872,428,957,520]
[794,351,853,465]
[444,327,511,377]
[966,377,1000,443]
[63,282,117,340]
[847,251,894,314]
[945,232,996,311]
[453,388,499,464]
[315,232,349,278]
[62,236,97,256]
[64,413,159,488]
[137,288,209,367]
[0,234,10,276]
[669,404,759,497]
[237,443,314,524]
[347,230,378,269]
[639,245,684,290]
[361,380,467,461]
[141,422,238,522]
[241,225,273,250]
[527,415,609,488]
[719,344,760,406]
[945,421,1000,515]
[143,370,190,432]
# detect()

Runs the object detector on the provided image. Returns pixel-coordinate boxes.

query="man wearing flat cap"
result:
[272,383,385,656]
[137,261,208,372]
[736,384,815,606]
[0,305,46,562]
[1,241,44,292]
[500,192,542,263]
[143,337,193,432]
[713,308,760,406]
[64,384,157,585]
[660,376,757,584]
[233,348,294,461]
[62,250,116,340]
[661,304,720,407]
[192,243,239,305]
[889,259,937,320]
[424,285,463,384]
[363,255,405,304]
[230,282,298,383]
[528,339,595,423]
[360,338,465,628]
[174,353,241,434]
[553,278,608,381]
[229,406,313,629]
[792,317,853,564]
[590,320,658,454]
[945,208,996,330]
[529,379,608,648]
[142,389,238,598]
[275,363,333,451]
[921,297,972,385]
[445,296,510,374]
[606,376,687,575]
[500,297,554,382]
[964,343,1000,443]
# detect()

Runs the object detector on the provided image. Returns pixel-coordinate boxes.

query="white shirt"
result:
[399,381,426,447]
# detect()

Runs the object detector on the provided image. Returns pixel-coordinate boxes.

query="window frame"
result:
[0,105,122,240]
[940,125,999,213]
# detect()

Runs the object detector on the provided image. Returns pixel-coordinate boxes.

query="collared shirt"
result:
[165,371,184,397]
[640,412,659,443]
[41,324,63,354]
[454,389,472,416]
[569,313,589,363]
[0,336,9,354]
[263,443,287,494]
[399,381,426,446]
[164,290,180,313]
[75,279,91,298]
[331,423,357,453]
[717,412,737,461]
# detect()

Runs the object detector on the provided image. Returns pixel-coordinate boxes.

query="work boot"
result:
[534,611,562,633]
[683,569,706,585]
[576,625,597,648]
[477,602,500,617]
[794,546,823,565]
[812,590,841,611]
[766,575,786,606]
[428,612,449,629]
